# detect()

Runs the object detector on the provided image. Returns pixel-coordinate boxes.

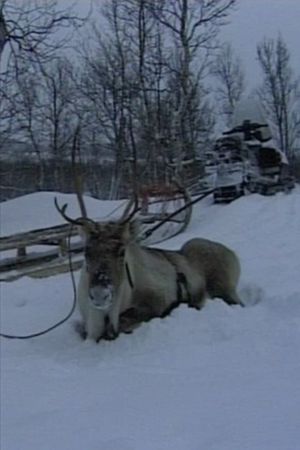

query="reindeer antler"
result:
[54,125,101,228]
[57,125,140,228]
[71,124,88,219]
[54,197,100,231]
[54,197,88,226]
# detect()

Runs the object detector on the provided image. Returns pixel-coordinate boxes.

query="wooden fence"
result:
[0,224,84,281]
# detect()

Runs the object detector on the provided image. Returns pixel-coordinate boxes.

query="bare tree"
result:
[211,42,245,126]
[0,0,87,197]
[112,0,171,185]
[80,0,170,197]
[257,34,300,159]
[0,71,16,145]
[145,0,236,170]
[15,57,78,189]
[0,0,84,66]
[77,0,236,197]
[79,1,134,198]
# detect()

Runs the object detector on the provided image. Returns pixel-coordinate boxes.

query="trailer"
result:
[211,105,295,202]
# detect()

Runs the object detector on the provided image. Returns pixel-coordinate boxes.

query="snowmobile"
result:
[213,119,295,203]
[212,133,245,203]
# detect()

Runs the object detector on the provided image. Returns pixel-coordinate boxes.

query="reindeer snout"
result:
[89,272,114,310]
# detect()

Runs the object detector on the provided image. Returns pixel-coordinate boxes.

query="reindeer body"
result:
[77,240,206,341]
[76,224,242,341]
[107,241,207,333]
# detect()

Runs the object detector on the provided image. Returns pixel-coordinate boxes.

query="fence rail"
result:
[0,224,84,281]
[0,187,198,281]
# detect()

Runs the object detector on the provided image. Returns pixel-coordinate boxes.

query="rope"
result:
[104,199,130,219]
[0,226,78,340]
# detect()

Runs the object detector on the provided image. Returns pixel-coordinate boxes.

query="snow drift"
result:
[1,187,300,450]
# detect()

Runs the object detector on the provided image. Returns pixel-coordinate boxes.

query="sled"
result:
[125,182,193,245]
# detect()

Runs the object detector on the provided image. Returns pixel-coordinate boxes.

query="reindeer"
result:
[55,195,243,342]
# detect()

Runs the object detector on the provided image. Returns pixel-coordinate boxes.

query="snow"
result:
[1,187,300,450]
[0,192,126,236]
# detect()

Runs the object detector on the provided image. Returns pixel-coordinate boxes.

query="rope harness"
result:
[161,249,192,307]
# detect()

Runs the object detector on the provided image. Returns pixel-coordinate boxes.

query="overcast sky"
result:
[220,0,300,91]
[69,0,299,92]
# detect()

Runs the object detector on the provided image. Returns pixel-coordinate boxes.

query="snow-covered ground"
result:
[1,188,300,450]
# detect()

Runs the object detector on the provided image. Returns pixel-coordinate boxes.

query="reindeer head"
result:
[83,221,138,306]
[55,197,140,310]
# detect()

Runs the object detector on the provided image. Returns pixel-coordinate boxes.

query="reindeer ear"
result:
[122,219,140,242]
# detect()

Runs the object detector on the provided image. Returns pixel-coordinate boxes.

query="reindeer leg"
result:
[223,294,245,307]
[187,295,206,310]
[102,315,119,340]
[102,326,119,340]
[187,289,207,311]
[119,308,145,334]
[220,289,244,307]
[119,303,159,334]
